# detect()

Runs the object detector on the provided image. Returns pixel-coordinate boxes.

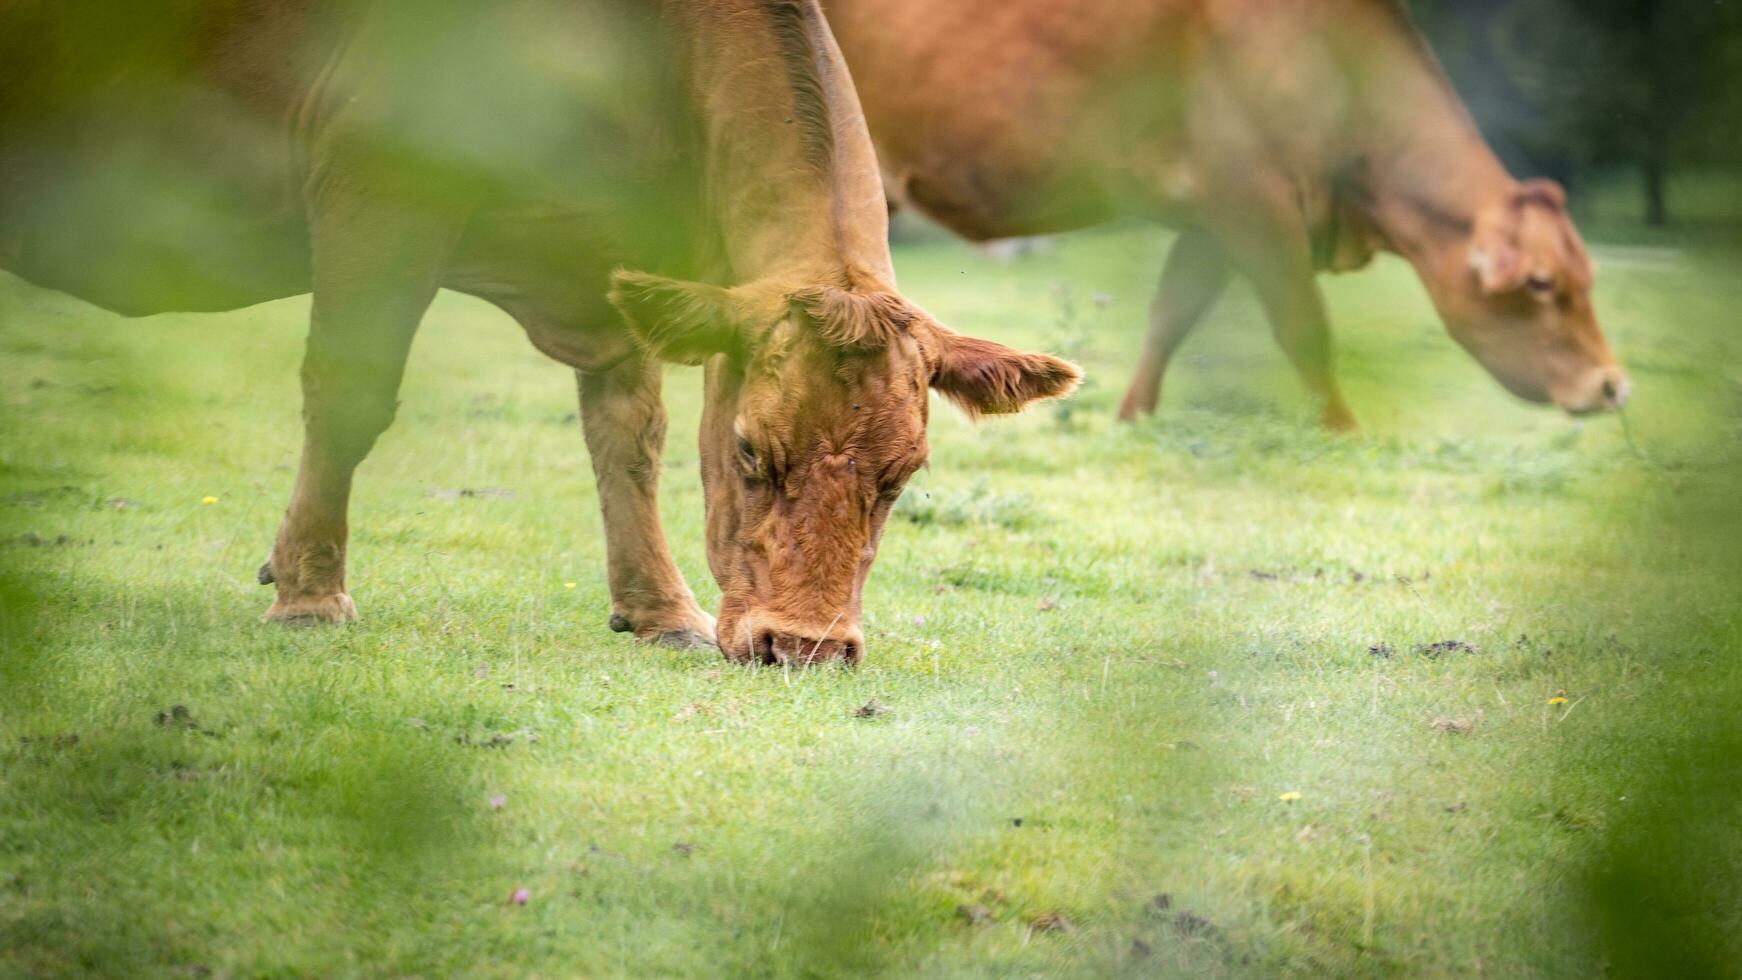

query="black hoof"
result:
[608,613,633,633]
[257,561,275,585]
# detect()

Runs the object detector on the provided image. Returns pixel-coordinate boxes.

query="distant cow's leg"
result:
[1208,192,1359,432]
[577,358,716,649]
[1116,227,1232,422]
[1254,272,1357,432]
[261,196,462,623]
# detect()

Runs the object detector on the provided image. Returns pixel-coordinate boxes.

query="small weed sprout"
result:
[1046,281,1110,427]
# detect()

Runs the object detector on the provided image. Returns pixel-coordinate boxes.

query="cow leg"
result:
[261,197,462,623]
[1253,272,1357,432]
[1116,227,1232,422]
[577,358,716,649]
[1207,191,1359,433]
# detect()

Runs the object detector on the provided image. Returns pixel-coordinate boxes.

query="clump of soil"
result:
[1414,640,1476,660]
[154,705,218,737]
[852,698,889,718]
[956,904,992,927]
[1173,910,1217,937]
[1028,911,1074,933]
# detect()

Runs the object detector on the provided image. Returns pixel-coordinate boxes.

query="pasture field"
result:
[2,221,1739,977]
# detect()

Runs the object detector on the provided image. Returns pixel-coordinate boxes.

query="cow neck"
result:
[680,0,893,288]
[1340,19,1516,273]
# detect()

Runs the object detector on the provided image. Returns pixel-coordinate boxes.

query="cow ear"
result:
[609,270,744,365]
[927,327,1082,419]
[1468,207,1524,295]
[1516,178,1567,211]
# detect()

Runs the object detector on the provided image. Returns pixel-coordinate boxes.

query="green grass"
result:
[2,225,1739,977]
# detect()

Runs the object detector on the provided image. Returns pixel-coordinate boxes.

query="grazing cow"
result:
[822,0,1629,430]
[0,0,1079,664]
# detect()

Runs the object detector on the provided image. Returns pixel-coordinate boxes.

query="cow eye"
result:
[736,436,759,475]
[1526,273,1555,297]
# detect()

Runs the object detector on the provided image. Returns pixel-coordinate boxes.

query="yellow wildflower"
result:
[200,495,218,505]
[1278,791,1302,802]
[564,582,577,589]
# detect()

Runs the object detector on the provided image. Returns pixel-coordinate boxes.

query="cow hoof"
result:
[264,592,358,625]
[1321,411,1360,434]
[609,605,717,651]
[609,607,717,650]
[1114,399,1154,423]
[643,626,717,650]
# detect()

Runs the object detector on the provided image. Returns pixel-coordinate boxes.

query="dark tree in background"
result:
[1409,0,1742,226]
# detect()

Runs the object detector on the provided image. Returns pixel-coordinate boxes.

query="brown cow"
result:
[822,0,1629,430]
[0,0,1078,664]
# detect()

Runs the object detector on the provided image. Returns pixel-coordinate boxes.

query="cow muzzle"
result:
[738,613,865,666]
[1557,365,1632,416]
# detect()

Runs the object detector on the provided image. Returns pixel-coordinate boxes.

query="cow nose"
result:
[1599,369,1631,409]
[1564,365,1631,415]
[752,625,864,666]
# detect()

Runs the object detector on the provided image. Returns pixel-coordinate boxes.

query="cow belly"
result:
[895,153,1117,242]
[3,205,310,317]
[0,133,311,316]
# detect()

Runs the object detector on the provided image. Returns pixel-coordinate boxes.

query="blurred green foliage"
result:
[1409,0,1742,226]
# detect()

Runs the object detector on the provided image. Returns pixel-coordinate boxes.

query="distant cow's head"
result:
[1432,180,1627,414]
[612,269,1079,665]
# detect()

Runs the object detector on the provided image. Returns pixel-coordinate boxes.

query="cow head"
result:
[1428,179,1628,414]
[611,269,1079,665]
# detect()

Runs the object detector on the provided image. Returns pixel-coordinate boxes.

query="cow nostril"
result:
[1602,377,1619,401]
[753,629,778,665]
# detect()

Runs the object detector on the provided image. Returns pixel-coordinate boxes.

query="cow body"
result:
[0,1,701,369]
[824,0,1628,426]
[0,0,1079,661]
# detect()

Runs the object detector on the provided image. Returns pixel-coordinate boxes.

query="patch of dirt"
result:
[9,532,87,548]
[1414,639,1476,660]
[154,705,218,737]
[1130,937,1153,959]
[1028,911,1074,933]
[956,904,993,927]
[672,841,696,857]
[1,486,81,508]
[1429,717,1475,734]
[429,487,516,501]
[1173,910,1217,937]
[852,698,889,718]
[454,729,537,748]
[1368,643,1395,660]
[1445,801,1468,814]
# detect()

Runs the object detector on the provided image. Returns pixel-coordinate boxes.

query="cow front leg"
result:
[1116,227,1233,422]
[1254,273,1357,433]
[261,195,461,623]
[1206,185,1358,433]
[577,358,716,649]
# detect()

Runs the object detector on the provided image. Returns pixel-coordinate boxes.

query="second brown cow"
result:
[824,0,1629,430]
